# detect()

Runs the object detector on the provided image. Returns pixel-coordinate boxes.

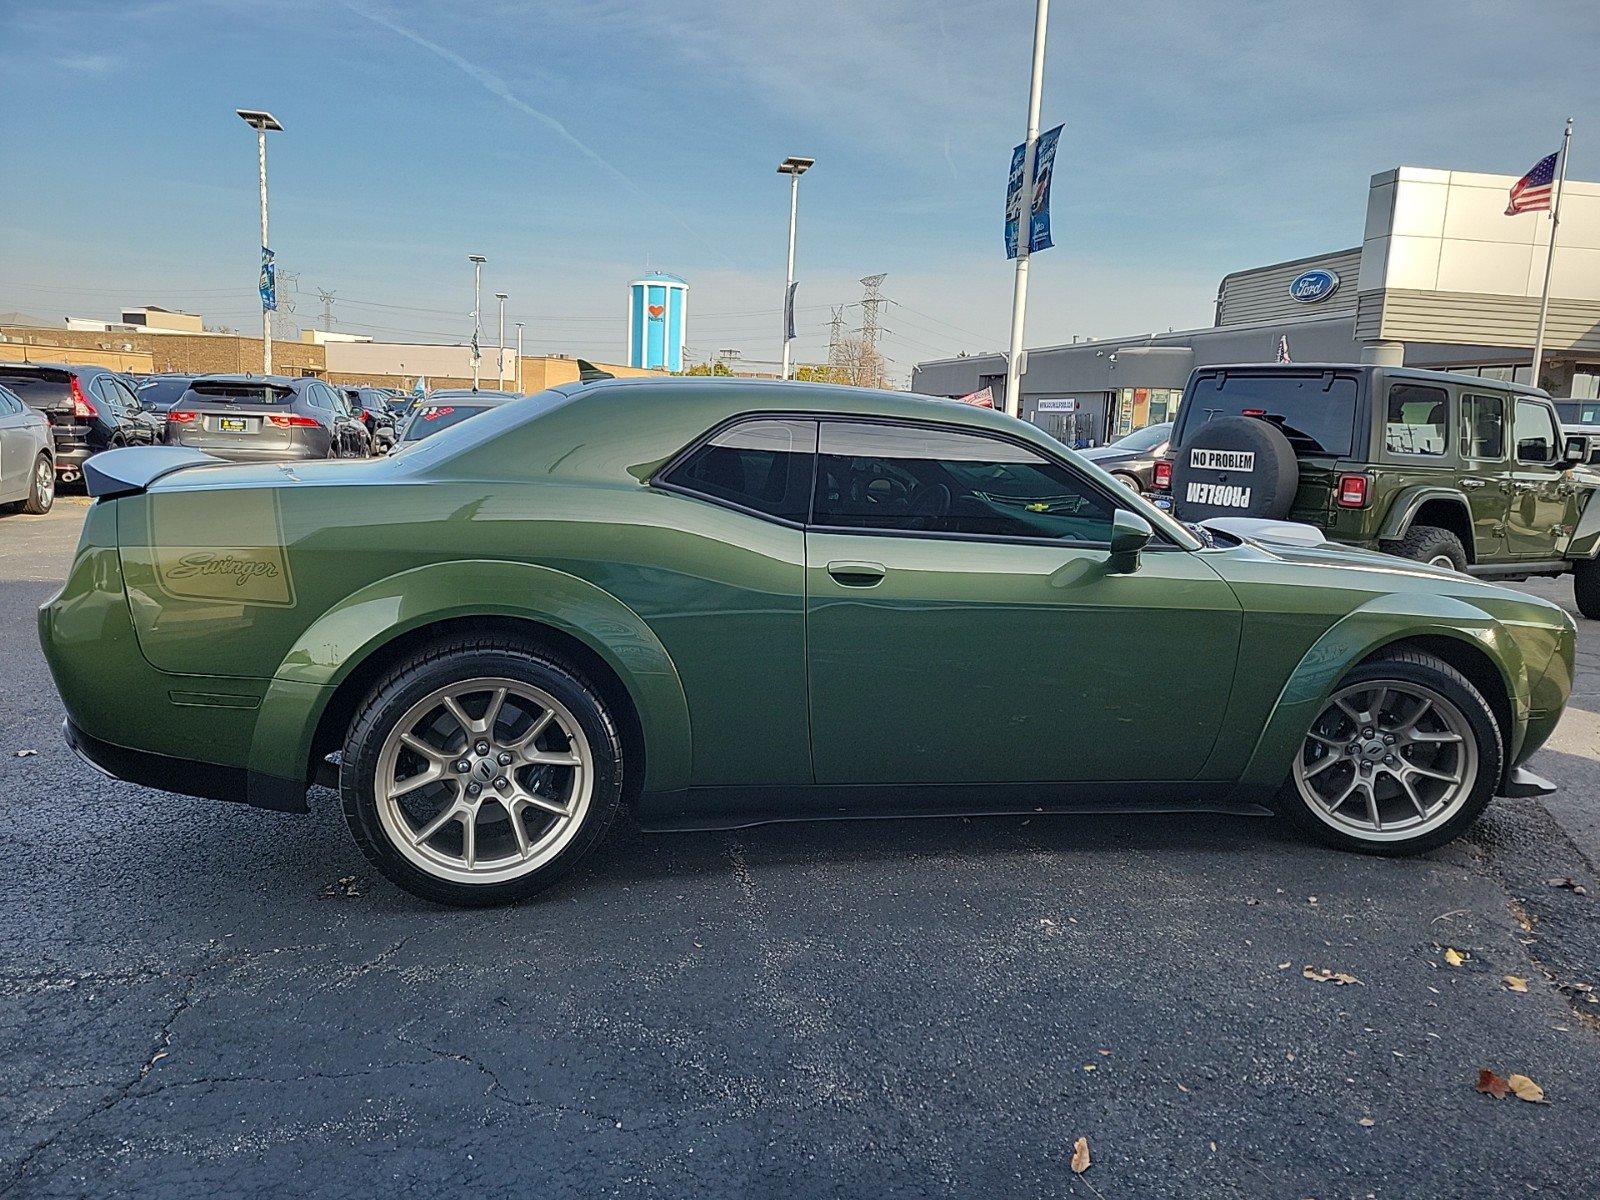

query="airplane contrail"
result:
[341,0,727,261]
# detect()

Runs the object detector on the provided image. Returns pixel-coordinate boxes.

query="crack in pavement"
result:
[6,940,222,1194]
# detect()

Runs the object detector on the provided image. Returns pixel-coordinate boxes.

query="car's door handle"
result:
[1461,478,1485,489]
[826,560,886,587]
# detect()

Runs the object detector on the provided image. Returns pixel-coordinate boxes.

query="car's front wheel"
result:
[1279,649,1502,856]
[341,640,625,905]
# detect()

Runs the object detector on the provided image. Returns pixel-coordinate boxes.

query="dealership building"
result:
[912,165,1600,446]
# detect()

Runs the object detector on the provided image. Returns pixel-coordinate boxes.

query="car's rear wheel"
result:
[1279,649,1501,856]
[1383,525,1467,572]
[341,640,624,905]
[1111,472,1142,493]
[21,454,54,514]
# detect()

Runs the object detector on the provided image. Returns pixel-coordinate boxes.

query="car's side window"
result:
[308,385,331,410]
[1460,393,1506,460]
[1514,399,1560,465]
[813,420,1116,543]
[660,417,817,524]
[109,378,140,413]
[1385,384,1448,457]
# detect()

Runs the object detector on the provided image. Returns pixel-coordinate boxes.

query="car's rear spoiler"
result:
[82,446,223,500]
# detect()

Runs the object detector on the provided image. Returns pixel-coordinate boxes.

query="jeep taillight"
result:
[1337,473,1370,508]
[1153,459,1172,491]
[69,376,97,420]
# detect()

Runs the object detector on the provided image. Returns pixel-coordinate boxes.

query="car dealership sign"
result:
[1288,268,1340,304]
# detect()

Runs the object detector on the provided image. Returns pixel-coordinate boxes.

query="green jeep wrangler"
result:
[1152,363,1600,617]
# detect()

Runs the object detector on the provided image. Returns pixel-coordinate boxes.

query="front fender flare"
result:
[1377,487,1473,543]
[246,559,692,795]
[1238,592,1531,791]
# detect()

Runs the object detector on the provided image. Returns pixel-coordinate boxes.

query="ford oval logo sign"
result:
[1289,268,1340,304]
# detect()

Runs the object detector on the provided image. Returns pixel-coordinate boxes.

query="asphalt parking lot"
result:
[5,501,1600,1199]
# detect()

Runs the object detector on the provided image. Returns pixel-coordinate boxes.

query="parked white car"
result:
[0,382,54,514]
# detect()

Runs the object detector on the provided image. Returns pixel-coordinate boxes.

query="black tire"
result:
[21,453,54,514]
[341,638,625,906]
[1574,559,1600,620]
[1111,472,1143,494]
[1277,649,1502,857]
[1169,415,1300,522]
[1382,525,1468,572]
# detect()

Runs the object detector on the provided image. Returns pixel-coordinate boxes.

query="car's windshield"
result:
[1555,401,1600,427]
[402,403,493,440]
[1111,422,1172,453]
[135,377,193,408]
[1179,372,1359,456]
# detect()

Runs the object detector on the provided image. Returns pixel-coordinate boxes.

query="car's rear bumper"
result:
[165,436,323,463]
[63,717,307,812]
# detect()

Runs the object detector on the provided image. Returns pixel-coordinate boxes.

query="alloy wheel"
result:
[1293,680,1478,842]
[1428,554,1457,570]
[36,458,54,508]
[373,677,593,884]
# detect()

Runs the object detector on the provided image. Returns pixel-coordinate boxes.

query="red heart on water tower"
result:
[647,304,665,320]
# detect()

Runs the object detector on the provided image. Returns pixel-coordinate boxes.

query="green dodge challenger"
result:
[40,379,1576,905]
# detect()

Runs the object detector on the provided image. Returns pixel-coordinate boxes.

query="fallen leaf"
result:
[1083,1064,1096,1072]
[322,875,363,898]
[1070,1137,1091,1174]
[1504,975,1529,993]
[1303,965,1362,986]
[1278,962,1292,970]
[1547,876,1589,897]
[1476,1069,1510,1099]
[1444,948,1466,967]
[1358,1116,1375,1127]
[1507,1074,1547,1103]
[14,749,37,758]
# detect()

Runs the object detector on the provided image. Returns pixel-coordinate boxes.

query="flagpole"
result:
[1004,0,1049,419]
[1531,117,1573,389]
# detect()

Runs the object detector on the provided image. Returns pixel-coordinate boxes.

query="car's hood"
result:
[1079,445,1133,463]
[1203,533,1571,621]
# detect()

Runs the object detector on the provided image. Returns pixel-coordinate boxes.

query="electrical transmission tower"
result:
[826,305,846,381]
[858,274,887,388]
[316,288,336,331]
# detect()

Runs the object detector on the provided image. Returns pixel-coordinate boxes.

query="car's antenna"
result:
[577,359,615,383]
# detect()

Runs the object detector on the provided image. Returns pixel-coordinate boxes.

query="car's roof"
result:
[1195,362,1551,399]
[426,389,524,401]
[0,360,123,376]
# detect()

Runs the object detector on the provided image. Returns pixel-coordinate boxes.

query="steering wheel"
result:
[906,483,952,530]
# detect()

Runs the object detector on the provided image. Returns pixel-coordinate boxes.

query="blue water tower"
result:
[628,272,688,372]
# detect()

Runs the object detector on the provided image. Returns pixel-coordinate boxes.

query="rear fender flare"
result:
[1238,592,1530,790]
[248,559,692,793]
[1377,487,1473,543]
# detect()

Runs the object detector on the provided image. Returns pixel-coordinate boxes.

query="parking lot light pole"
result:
[468,255,486,391]
[777,156,815,381]
[495,293,508,390]
[1004,0,1049,418]
[236,109,283,376]
[514,322,524,392]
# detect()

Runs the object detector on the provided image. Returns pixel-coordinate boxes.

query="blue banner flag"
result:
[259,246,277,311]
[783,281,798,341]
[1004,123,1064,258]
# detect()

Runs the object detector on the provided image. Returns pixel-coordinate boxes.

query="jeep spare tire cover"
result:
[1170,415,1299,522]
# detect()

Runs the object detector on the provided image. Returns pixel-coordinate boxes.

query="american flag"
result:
[1276,335,1291,363]
[1506,151,1559,215]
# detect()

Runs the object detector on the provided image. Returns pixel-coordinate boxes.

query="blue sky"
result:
[1,0,1594,380]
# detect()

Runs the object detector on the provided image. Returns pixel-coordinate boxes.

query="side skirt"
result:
[633,781,1276,832]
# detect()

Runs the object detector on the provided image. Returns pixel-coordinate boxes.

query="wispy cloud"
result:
[55,54,113,74]
[338,0,728,262]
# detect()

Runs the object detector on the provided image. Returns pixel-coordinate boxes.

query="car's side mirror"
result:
[1517,436,1552,464]
[1564,436,1588,464]
[1107,509,1153,574]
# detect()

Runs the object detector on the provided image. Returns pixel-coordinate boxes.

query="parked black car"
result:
[164,375,371,462]
[342,385,400,451]
[132,373,198,413]
[0,362,160,484]
[1078,421,1173,493]
[392,389,525,449]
